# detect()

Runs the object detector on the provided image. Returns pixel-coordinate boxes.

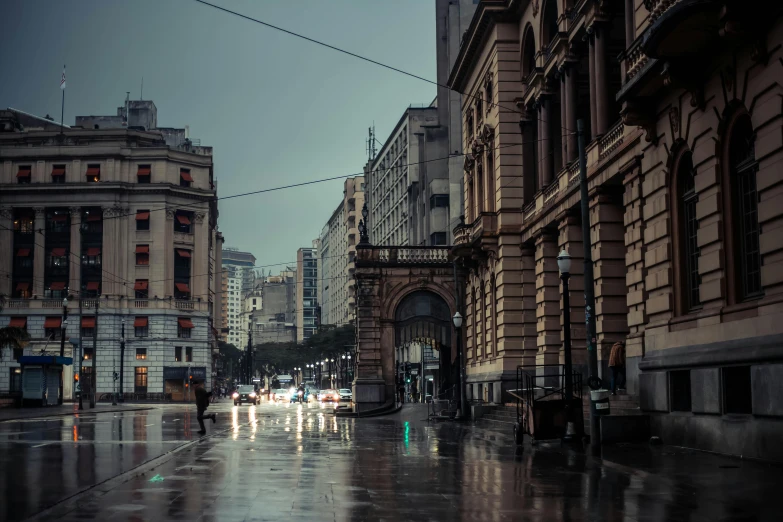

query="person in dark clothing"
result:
[195,382,216,435]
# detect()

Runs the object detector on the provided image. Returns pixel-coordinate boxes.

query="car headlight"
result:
[232,392,239,399]
[249,392,256,398]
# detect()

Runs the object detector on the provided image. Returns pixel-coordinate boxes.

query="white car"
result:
[339,388,352,401]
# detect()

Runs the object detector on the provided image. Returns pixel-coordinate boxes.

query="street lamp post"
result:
[58,297,68,405]
[119,318,125,402]
[452,311,466,419]
[558,249,576,441]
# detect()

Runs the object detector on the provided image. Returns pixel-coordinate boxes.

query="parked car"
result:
[319,389,340,403]
[338,388,352,401]
[232,385,258,405]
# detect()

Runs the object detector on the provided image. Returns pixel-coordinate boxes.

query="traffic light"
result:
[74,372,79,382]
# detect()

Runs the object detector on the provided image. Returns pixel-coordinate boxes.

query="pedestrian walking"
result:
[398,383,405,405]
[608,341,626,395]
[195,382,216,435]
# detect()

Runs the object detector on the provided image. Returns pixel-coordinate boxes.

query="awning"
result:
[175,283,190,293]
[81,316,96,328]
[180,170,194,182]
[178,318,194,329]
[85,281,100,291]
[86,167,100,175]
[17,167,31,178]
[176,249,191,258]
[134,280,149,290]
[51,248,66,256]
[51,215,67,222]
[137,166,151,176]
[135,211,150,220]
[16,248,30,257]
[52,166,65,176]
[86,247,101,256]
[44,317,62,328]
[16,282,29,291]
[85,214,101,222]
[134,317,148,327]
[176,214,191,225]
[49,281,66,290]
[135,245,149,253]
[8,317,26,328]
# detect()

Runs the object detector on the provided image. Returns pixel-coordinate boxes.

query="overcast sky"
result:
[0,0,436,270]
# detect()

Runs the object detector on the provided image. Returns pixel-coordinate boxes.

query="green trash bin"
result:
[590,390,611,417]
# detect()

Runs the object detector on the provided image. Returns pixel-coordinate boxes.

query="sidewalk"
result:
[0,402,155,422]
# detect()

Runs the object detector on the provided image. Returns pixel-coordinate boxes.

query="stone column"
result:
[560,75,569,163]
[535,231,560,385]
[624,164,646,394]
[353,272,387,413]
[625,0,635,48]
[540,97,552,186]
[68,207,81,295]
[193,212,208,300]
[537,104,545,190]
[519,244,538,369]
[590,191,629,379]
[558,213,586,369]
[588,34,597,139]
[33,207,46,297]
[101,206,116,296]
[594,25,609,135]
[564,64,578,163]
[0,208,12,297]
[164,210,175,298]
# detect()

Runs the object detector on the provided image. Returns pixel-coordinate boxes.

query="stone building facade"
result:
[449,0,783,459]
[0,102,222,400]
[319,176,364,326]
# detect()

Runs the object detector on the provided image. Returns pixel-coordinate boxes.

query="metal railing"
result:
[599,120,625,159]
[515,364,583,441]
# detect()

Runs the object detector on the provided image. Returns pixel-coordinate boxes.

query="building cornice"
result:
[448,0,527,92]
[0,181,216,201]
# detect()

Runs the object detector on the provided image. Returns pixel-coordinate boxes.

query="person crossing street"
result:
[195,382,216,435]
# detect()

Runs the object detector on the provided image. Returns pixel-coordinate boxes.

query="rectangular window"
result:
[82,247,101,267]
[430,194,449,208]
[180,169,193,188]
[134,279,149,299]
[136,348,147,360]
[137,165,151,184]
[177,317,194,338]
[174,212,192,233]
[430,232,447,246]
[175,346,182,362]
[186,346,193,363]
[17,166,31,184]
[723,366,752,414]
[136,245,149,265]
[44,316,62,340]
[81,316,96,338]
[83,347,93,360]
[86,164,100,182]
[9,368,22,393]
[134,316,149,337]
[52,165,66,183]
[669,370,692,412]
[134,367,148,393]
[135,210,150,231]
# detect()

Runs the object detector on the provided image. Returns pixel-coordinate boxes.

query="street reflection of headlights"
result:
[232,392,239,399]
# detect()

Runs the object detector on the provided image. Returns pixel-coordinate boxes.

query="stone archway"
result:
[352,246,463,413]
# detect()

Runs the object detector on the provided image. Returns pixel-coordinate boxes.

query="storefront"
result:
[163,366,206,401]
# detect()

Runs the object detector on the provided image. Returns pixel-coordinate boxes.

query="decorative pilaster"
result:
[68,207,81,295]
[588,33,597,139]
[353,272,387,412]
[564,64,578,163]
[535,230,560,368]
[624,162,646,394]
[594,24,610,136]
[558,213,586,368]
[33,207,45,297]
[193,212,208,300]
[164,209,175,298]
[590,191,629,376]
[518,243,538,369]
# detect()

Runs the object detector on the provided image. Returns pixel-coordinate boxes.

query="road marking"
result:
[32,443,51,448]
[144,424,155,427]
[172,419,180,422]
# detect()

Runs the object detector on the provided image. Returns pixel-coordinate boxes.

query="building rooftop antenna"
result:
[366,123,377,162]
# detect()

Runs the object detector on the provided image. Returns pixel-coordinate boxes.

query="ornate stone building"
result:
[450,0,783,458]
[0,102,222,400]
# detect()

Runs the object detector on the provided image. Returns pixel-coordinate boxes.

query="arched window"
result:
[673,149,701,313]
[521,26,536,81]
[727,113,762,300]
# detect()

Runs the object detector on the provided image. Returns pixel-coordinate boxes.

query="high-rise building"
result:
[296,243,318,341]
[247,270,296,345]
[0,100,222,400]
[319,176,364,326]
[221,248,256,348]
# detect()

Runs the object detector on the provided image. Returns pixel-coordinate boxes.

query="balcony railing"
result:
[622,38,650,84]
[543,180,560,207]
[599,121,625,160]
[453,223,471,246]
[567,160,581,187]
[175,300,194,310]
[522,200,537,219]
[3,296,209,312]
[644,0,682,23]
[357,246,451,267]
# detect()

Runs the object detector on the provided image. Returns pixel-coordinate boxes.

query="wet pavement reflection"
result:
[2,400,780,521]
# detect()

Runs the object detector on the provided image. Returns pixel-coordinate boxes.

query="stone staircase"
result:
[474,404,517,434]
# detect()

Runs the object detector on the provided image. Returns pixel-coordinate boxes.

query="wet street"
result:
[0,400,780,522]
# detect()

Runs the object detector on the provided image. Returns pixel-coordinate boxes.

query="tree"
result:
[0,327,30,358]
